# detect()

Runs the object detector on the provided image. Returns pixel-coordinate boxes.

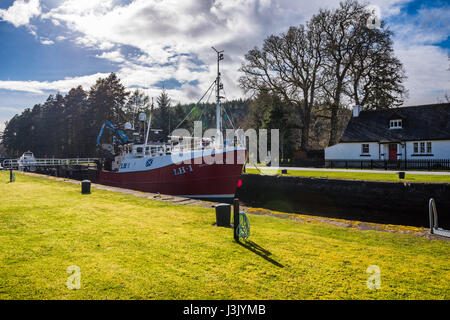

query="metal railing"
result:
[2,159,18,169]
[429,198,450,238]
[2,158,99,169]
[277,158,450,170]
[326,159,450,171]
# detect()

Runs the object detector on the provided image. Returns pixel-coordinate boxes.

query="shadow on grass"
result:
[238,240,284,268]
[211,223,233,229]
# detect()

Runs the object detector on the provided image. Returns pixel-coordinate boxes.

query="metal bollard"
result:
[429,198,438,234]
[81,180,91,194]
[233,198,240,242]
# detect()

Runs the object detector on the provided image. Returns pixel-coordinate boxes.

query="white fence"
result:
[2,158,99,169]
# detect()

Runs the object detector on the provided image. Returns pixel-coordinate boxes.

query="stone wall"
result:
[236,174,450,228]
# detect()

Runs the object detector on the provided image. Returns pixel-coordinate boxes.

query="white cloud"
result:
[0,106,24,112]
[96,50,125,63]
[35,0,297,101]
[38,0,430,104]
[0,0,41,27]
[0,73,110,94]
[390,4,450,105]
[395,44,449,105]
[392,5,450,45]
[1,0,448,109]
[40,37,54,45]
[74,35,115,50]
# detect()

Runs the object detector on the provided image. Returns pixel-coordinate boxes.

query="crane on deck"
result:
[96,121,130,160]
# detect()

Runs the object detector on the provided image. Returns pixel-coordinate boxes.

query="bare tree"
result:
[312,0,407,146]
[311,1,368,146]
[346,18,407,109]
[239,24,323,151]
[241,0,408,148]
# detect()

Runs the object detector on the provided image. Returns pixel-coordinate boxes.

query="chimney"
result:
[353,105,362,117]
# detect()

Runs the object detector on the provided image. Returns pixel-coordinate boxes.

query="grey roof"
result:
[340,103,450,143]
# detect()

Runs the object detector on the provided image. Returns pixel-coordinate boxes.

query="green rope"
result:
[236,211,250,240]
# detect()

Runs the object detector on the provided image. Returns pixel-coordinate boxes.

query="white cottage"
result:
[325,103,450,161]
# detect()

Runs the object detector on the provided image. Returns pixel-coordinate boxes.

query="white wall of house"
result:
[325,142,380,160]
[405,140,450,159]
[325,140,450,160]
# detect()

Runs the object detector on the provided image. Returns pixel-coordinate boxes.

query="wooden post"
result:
[233,198,240,242]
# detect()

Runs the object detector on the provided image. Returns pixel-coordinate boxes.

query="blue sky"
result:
[0,0,449,131]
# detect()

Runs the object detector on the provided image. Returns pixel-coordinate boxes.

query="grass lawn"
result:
[245,168,450,183]
[0,171,449,299]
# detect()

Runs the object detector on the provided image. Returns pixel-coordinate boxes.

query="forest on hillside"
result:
[1,73,349,158]
[0,0,406,159]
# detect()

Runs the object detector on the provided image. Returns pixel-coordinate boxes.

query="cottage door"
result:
[388,144,397,160]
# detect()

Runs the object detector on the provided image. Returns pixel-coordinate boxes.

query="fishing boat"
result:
[18,151,37,172]
[96,49,247,200]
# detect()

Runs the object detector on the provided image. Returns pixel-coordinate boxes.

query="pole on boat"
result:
[212,47,224,147]
[144,98,154,146]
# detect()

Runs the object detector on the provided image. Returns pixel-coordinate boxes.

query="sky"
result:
[0,0,449,132]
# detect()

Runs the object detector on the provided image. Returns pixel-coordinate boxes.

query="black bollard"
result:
[233,198,240,242]
[215,203,231,227]
[398,172,405,179]
[81,180,91,194]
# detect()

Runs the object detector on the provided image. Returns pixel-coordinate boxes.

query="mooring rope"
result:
[236,211,250,240]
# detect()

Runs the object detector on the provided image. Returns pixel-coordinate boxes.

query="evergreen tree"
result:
[124,89,150,126]
[64,86,88,157]
[87,73,129,155]
[155,89,172,138]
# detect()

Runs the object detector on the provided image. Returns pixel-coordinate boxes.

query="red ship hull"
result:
[96,150,245,199]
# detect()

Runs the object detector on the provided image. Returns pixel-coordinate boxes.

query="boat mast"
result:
[212,47,224,146]
[144,97,154,146]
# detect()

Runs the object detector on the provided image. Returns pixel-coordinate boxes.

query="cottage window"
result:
[413,141,433,157]
[389,119,402,129]
[413,141,432,155]
[361,144,369,154]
